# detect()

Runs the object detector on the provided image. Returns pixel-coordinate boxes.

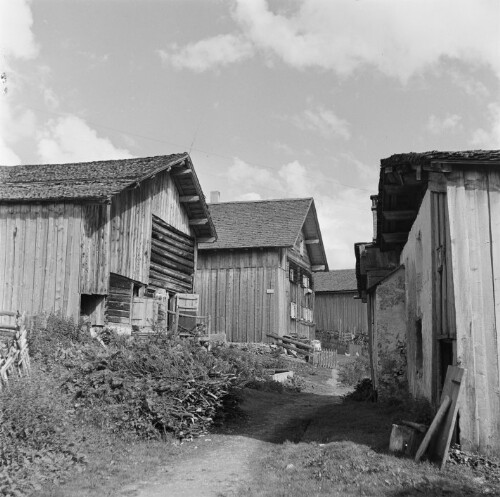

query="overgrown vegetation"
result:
[1,315,289,496]
[337,355,370,387]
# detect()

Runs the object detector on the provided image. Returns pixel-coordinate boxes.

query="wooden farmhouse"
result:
[313,269,367,337]
[195,198,329,342]
[355,150,500,456]
[0,154,216,331]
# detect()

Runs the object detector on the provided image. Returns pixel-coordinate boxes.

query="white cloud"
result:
[159,34,254,72]
[0,0,38,65]
[427,114,462,135]
[471,103,500,148]
[237,192,262,201]
[293,107,351,140]
[167,0,500,82]
[37,116,133,164]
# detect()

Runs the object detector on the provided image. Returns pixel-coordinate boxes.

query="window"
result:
[302,275,310,289]
[290,302,297,319]
[289,268,295,282]
[299,239,305,256]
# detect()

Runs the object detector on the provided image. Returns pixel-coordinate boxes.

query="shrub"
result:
[0,370,85,496]
[337,356,371,387]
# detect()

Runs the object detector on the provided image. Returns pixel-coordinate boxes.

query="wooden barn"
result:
[195,198,328,342]
[355,150,500,456]
[0,154,216,331]
[313,269,367,337]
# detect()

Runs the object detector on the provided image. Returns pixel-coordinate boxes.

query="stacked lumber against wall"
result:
[149,215,194,294]
[0,203,82,318]
[107,273,133,326]
[446,168,500,455]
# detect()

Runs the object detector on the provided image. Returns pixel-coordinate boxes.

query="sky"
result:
[1,0,499,269]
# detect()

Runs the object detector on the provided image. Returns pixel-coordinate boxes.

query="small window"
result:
[289,268,296,283]
[299,240,305,256]
[415,319,423,371]
[302,275,309,288]
[290,302,297,319]
[133,284,144,297]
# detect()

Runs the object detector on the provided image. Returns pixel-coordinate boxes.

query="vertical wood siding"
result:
[400,190,435,400]
[80,204,110,294]
[0,203,82,319]
[151,170,192,235]
[447,168,500,455]
[195,249,281,342]
[106,273,133,325]
[314,292,368,334]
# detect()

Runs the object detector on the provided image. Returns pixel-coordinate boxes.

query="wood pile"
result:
[0,311,30,388]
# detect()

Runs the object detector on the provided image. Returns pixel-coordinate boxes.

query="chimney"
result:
[370,195,378,243]
[210,191,220,204]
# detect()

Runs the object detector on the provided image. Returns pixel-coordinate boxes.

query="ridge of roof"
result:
[207,197,314,205]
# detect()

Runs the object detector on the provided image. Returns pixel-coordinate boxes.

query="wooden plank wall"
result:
[314,292,368,334]
[446,168,500,456]
[0,203,82,319]
[195,248,281,342]
[149,215,194,294]
[110,171,194,286]
[151,170,192,235]
[400,189,435,400]
[80,204,110,294]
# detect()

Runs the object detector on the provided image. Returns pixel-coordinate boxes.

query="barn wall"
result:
[446,168,500,455]
[80,204,110,295]
[0,203,82,320]
[110,171,194,285]
[372,267,407,398]
[151,170,192,236]
[399,189,435,401]
[314,292,368,334]
[195,248,283,342]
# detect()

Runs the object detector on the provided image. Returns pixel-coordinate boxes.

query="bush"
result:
[0,371,85,496]
[337,356,371,387]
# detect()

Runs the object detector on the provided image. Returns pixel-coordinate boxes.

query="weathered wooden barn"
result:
[313,269,367,336]
[195,198,328,342]
[355,150,500,456]
[0,154,215,331]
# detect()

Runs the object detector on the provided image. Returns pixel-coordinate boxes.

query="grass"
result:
[235,400,500,497]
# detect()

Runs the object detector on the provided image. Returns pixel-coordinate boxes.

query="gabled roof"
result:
[199,198,328,270]
[381,150,500,168]
[313,269,358,292]
[0,153,216,239]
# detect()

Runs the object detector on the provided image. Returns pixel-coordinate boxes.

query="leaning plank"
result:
[415,395,451,462]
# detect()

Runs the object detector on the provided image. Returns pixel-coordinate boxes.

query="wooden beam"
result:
[382,232,408,244]
[305,239,319,245]
[179,195,200,203]
[382,210,417,221]
[197,237,216,243]
[311,265,325,271]
[173,168,192,176]
[189,218,208,225]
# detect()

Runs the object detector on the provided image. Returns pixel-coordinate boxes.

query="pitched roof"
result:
[313,269,358,292]
[0,154,187,202]
[381,150,500,168]
[0,153,216,239]
[199,198,328,269]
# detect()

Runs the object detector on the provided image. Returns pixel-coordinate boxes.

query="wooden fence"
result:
[0,311,31,388]
[311,348,337,368]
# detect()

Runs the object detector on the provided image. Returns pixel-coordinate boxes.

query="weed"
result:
[337,355,370,387]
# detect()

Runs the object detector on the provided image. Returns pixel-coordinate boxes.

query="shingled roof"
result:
[313,269,357,292]
[0,153,216,239]
[381,150,500,168]
[199,198,328,270]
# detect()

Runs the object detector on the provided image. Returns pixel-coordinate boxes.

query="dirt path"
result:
[118,369,345,497]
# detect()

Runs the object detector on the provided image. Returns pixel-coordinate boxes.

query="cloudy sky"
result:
[1,0,499,268]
